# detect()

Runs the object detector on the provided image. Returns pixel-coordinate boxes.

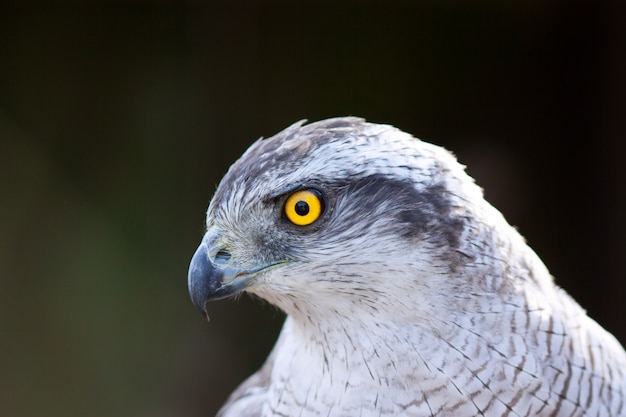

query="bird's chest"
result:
[259,318,549,417]
[261,324,479,417]
[263,344,414,417]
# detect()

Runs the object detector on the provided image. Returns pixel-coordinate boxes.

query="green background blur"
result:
[1,2,625,416]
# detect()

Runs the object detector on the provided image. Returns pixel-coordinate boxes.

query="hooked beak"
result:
[187,230,284,321]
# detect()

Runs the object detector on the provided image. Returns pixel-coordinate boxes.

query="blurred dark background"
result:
[1,2,625,416]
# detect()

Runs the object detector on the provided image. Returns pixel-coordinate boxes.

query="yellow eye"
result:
[284,189,324,226]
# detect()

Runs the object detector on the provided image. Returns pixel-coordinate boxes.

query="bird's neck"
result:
[264,313,474,416]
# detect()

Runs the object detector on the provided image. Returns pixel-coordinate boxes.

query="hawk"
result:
[188,117,626,417]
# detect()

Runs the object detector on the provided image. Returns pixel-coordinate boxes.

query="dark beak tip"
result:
[189,283,211,321]
[200,307,211,322]
[188,243,217,322]
[189,278,215,322]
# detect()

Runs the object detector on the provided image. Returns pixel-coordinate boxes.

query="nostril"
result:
[214,249,232,265]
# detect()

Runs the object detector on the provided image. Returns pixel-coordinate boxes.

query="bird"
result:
[187,117,626,417]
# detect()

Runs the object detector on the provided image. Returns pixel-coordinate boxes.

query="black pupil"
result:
[294,201,310,216]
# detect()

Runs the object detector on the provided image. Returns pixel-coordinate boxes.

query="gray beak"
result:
[187,238,248,321]
[188,229,283,321]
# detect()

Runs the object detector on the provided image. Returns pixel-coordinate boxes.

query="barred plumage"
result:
[188,117,626,416]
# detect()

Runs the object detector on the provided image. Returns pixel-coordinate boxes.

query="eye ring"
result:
[284,189,324,226]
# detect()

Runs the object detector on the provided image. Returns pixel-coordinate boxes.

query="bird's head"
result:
[188,117,494,323]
